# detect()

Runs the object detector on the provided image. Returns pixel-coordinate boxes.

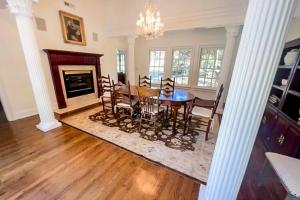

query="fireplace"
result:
[44,49,103,109]
[63,70,95,98]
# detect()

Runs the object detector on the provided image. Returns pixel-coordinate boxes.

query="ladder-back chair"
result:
[183,84,224,140]
[139,75,152,88]
[136,86,165,133]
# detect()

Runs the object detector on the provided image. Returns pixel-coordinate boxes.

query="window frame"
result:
[148,48,167,84]
[170,46,194,87]
[116,49,126,74]
[195,45,225,90]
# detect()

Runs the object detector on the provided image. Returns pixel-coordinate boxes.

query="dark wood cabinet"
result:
[260,38,300,157]
[259,104,300,157]
[239,38,300,199]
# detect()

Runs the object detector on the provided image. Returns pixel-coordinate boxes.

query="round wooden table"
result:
[120,85,195,134]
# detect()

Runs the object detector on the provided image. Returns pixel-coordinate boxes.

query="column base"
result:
[36,120,62,132]
[198,184,206,200]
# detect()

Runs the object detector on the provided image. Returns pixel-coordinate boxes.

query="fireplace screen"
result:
[63,70,95,98]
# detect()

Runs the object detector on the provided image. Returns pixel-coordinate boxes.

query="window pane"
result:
[198,47,224,88]
[149,50,165,82]
[116,49,126,73]
[171,49,192,85]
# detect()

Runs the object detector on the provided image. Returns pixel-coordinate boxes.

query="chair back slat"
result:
[136,86,160,114]
[112,80,133,107]
[160,77,175,96]
[98,74,112,96]
[139,75,152,88]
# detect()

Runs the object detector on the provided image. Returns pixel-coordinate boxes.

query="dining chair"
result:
[257,152,300,200]
[183,84,224,141]
[160,77,175,122]
[112,80,138,126]
[160,77,175,95]
[136,86,165,134]
[98,74,114,117]
[139,75,152,88]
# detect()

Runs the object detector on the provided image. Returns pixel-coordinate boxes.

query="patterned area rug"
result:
[61,107,218,182]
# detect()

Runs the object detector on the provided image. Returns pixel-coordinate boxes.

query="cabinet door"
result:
[259,108,277,148]
[277,125,300,156]
[270,116,300,156]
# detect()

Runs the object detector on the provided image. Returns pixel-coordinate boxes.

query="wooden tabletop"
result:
[120,85,195,103]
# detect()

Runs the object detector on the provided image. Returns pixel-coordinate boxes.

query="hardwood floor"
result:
[0,116,199,200]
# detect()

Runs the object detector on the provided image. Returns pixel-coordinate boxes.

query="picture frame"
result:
[59,10,86,46]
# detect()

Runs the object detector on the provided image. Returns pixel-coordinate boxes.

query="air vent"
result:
[35,17,47,31]
[64,1,75,9]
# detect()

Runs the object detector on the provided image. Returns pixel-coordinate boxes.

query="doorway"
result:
[116,49,126,84]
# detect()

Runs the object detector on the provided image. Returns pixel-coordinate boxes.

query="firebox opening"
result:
[63,70,95,98]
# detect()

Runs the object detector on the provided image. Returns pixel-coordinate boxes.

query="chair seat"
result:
[116,102,131,108]
[115,99,138,109]
[266,152,300,197]
[191,107,212,119]
[142,105,165,115]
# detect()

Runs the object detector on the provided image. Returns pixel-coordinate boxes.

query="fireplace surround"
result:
[44,49,103,109]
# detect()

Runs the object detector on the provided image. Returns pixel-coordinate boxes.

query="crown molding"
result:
[105,4,247,37]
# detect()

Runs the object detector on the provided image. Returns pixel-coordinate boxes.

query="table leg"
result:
[172,104,181,134]
[183,104,187,121]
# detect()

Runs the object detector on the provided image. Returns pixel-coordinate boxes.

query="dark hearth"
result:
[63,70,95,98]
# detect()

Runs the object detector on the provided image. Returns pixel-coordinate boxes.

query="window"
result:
[149,50,165,83]
[116,49,126,73]
[198,47,224,88]
[171,48,192,85]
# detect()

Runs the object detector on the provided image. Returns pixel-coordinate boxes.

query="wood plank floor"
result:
[0,116,200,200]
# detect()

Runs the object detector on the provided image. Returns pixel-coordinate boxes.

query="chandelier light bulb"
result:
[136,1,164,40]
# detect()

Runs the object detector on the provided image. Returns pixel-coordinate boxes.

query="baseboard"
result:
[12,108,37,121]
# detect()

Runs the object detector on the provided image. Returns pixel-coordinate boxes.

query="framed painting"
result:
[59,10,86,45]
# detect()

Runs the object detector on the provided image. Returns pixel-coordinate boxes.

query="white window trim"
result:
[148,48,168,84]
[194,45,225,90]
[170,46,195,87]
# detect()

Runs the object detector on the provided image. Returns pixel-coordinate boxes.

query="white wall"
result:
[0,0,126,121]
[286,17,300,41]
[0,0,298,121]
[135,28,226,99]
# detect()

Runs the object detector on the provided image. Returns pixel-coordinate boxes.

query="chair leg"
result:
[154,116,157,134]
[139,115,143,133]
[205,120,212,141]
[184,116,192,135]
[166,106,169,120]
[130,110,133,126]
[116,107,120,126]
[101,97,106,117]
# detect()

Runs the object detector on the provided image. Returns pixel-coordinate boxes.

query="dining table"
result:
[119,85,195,134]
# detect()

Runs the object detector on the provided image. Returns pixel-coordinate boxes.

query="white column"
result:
[218,25,240,111]
[127,35,136,84]
[7,0,61,132]
[203,0,296,200]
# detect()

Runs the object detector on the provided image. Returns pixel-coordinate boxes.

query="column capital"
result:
[127,35,137,45]
[6,0,38,17]
[225,25,241,38]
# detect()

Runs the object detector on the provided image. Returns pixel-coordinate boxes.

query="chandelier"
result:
[136,1,164,40]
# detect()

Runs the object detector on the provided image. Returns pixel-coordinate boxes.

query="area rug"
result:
[61,107,218,182]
